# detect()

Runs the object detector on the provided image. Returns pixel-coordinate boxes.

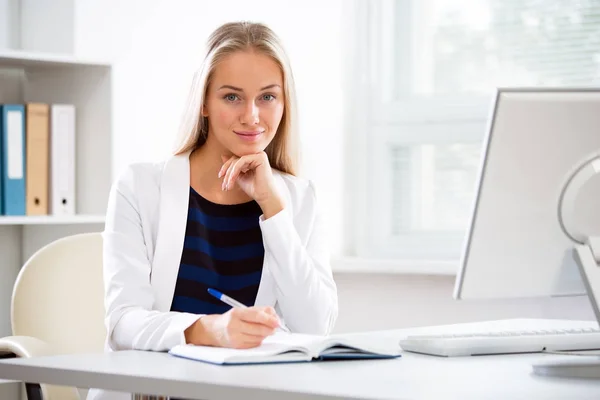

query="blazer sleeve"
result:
[258,180,338,335]
[102,165,201,351]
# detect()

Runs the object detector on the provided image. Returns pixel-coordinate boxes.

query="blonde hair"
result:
[174,21,299,176]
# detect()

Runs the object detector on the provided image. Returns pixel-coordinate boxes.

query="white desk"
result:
[1,319,600,400]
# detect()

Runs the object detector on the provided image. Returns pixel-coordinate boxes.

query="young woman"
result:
[100,19,337,362]
[88,19,338,400]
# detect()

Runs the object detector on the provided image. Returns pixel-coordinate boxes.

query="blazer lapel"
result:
[151,151,191,312]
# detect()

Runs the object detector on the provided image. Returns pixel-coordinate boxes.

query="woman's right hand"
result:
[185,306,281,349]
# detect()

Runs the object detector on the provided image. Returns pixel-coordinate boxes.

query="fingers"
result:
[218,156,235,180]
[220,154,264,191]
[263,307,278,317]
[238,307,280,329]
[223,157,244,191]
[219,155,242,191]
[233,333,268,349]
[239,320,277,338]
[225,308,280,349]
[220,328,266,349]
[208,307,283,349]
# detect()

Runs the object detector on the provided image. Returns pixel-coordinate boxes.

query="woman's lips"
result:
[235,130,264,142]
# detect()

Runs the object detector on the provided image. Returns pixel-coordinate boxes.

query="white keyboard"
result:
[399,327,600,357]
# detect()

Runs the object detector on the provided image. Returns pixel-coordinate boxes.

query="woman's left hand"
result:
[219,152,284,218]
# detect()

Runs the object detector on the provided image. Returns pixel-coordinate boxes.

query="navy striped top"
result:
[170,187,265,315]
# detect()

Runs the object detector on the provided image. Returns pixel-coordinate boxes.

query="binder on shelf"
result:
[1,104,26,216]
[50,104,75,215]
[26,103,50,215]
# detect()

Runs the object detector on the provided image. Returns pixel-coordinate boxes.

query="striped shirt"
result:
[170,187,265,315]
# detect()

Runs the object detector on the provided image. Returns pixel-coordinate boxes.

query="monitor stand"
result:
[532,240,600,379]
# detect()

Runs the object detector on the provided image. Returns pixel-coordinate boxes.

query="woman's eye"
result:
[224,94,239,102]
[262,94,276,101]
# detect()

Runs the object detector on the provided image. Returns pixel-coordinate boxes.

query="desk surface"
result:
[1,319,600,400]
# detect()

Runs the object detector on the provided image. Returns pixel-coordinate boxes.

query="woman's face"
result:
[203,50,285,157]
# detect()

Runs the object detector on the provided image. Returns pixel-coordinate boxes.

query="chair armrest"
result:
[0,336,82,400]
[0,336,53,358]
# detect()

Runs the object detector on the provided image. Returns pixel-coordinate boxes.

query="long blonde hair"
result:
[174,21,299,176]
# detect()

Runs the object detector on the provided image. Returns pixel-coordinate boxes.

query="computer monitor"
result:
[454,88,600,300]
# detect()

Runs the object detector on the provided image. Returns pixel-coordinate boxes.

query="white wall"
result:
[333,273,594,333]
[70,0,594,335]
[0,0,20,49]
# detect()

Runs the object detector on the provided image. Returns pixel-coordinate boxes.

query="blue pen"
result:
[207,288,290,333]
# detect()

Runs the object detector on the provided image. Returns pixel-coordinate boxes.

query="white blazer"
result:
[105,150,338,348]
[87,151,338,399]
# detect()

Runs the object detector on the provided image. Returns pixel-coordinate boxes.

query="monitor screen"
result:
[454,88,600,299]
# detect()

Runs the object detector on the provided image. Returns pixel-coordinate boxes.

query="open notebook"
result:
[168,332,401,365]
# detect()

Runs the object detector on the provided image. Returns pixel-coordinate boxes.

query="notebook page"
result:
[262,332,327,352]
[319,335,402,356]
[170,342,307,364]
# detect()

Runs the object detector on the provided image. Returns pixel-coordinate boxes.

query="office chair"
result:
[0,232,106,400]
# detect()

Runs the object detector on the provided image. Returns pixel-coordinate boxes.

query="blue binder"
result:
[0,105,26,216]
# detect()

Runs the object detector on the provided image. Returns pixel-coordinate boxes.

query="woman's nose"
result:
[240,102,260,125]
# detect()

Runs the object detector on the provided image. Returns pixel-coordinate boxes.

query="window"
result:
[347,0,600,262]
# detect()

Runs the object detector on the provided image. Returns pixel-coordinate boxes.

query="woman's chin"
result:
[229,143,267,157]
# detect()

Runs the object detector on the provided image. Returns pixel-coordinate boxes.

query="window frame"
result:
[343,0,491,265]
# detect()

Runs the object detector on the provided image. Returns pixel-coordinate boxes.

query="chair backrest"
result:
[11,232,107,355]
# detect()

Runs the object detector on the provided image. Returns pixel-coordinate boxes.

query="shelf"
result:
[0,49,111,69]
[0,48,113,216]
[0,215,105,225]
[0,43,114,345]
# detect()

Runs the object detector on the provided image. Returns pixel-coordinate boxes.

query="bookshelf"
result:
[0,49,112,345]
